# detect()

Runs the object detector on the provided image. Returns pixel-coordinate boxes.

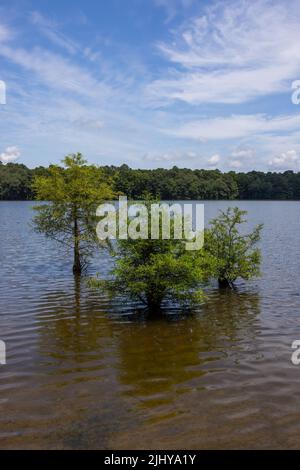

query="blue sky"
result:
[1,0,300,170]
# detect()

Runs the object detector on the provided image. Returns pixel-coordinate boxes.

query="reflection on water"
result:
[117,291,260,402]
[1,201,300,449]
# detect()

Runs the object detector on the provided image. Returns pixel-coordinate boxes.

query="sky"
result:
[1,0,300,171]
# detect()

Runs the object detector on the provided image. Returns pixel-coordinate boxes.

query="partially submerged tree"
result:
[91,238,211,311]
[33,153,115,274]
[205,207,263,288]
[89,204,262,311]
[90,203,212,311]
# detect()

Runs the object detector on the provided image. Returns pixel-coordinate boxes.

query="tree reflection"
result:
[36,276,114,361]
[115,289,261,404]
[36,279,261,410]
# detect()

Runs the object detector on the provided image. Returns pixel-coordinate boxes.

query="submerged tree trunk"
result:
[73,210,82,275]
[146,292,163,312]
[147,301,162,312]
[218,278,231,288]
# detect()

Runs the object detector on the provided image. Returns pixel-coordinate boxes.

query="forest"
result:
[1,161,300,200]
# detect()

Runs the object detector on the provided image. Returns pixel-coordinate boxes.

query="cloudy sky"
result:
[1,0,300,170]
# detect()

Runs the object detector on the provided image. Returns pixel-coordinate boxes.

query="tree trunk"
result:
[73,211,82,275]
[146,293,163,312]
[218,278,231,288]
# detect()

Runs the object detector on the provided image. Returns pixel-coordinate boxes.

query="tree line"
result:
[2,161,300,200]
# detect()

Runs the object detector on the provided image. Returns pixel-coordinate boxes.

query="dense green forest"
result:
[1,161,300,200]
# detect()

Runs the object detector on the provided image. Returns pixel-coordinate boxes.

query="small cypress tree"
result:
[205,207,263,288]
[33,153,115,274]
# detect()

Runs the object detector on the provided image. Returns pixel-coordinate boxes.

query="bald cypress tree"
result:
[33,153,115,274]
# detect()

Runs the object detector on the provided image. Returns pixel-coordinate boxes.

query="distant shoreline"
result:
[1,162,300,201]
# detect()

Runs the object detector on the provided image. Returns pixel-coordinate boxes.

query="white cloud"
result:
[0,18,164,167]
[72,117,104,130]
[268,149,300,170]
[231,146,255,160]
[30,11,79,55]
[0,146,21,164]
[144,149,199,164]
[0,44,111,100]
[164,114,300,141]
[2,4,300,172]
[207,154,220,166]
[229,159,243,169]
[148,66,292,106]
[0,24,12,43]
[83,47,101,62]
[148,0,300,105]
[226,146,256,170]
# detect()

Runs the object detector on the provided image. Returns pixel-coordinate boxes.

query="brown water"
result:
[0,201,300,449]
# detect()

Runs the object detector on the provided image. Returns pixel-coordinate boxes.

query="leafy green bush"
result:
[205,207,263,288]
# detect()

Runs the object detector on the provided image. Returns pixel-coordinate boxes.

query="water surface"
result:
[0,201,300,449]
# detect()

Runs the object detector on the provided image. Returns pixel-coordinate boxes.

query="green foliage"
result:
[205,207,263,287]
[90,241,208,310]
[32,153,115,274]
[114,165,239,200]
[90,206,212,310]
[2,161,300,200]
[89,204,262,311]
[0,163,33,200]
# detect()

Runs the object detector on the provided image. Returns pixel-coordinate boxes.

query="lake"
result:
[0,200,300,449]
